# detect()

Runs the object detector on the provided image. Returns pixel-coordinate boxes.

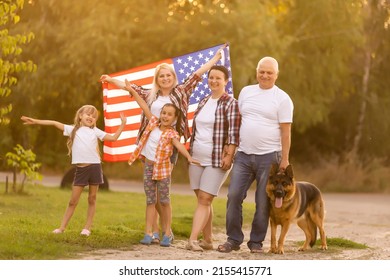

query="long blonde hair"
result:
[66,105,99,155]
[147,63,178,105]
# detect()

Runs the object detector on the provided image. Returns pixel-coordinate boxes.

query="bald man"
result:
[218,57,294,253]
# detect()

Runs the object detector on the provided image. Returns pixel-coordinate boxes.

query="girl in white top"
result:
[21,105,126,236]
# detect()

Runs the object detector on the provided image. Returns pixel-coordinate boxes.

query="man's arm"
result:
[279,122,292,170]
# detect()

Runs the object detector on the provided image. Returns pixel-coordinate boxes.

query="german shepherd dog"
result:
[266,164,327,254]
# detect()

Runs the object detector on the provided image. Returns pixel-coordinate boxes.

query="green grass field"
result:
[0,183,256,259]
[0,183,366,260]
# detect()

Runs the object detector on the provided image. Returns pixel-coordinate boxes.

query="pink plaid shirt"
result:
[128,116,179,180]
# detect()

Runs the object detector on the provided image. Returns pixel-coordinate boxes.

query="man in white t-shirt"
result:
[217,57,294,253]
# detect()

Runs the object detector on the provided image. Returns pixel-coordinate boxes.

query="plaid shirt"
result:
[131,73,202,143]
[128,116,179,180]
[189,92,241,167]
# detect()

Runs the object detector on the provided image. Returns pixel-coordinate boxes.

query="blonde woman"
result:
[21,105,126,236]
[100,45,226,242]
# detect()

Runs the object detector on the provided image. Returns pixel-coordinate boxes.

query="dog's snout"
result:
[275,189,283,196]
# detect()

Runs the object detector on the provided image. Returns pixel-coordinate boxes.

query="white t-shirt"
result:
[151,95,171,117]
[141,127,163,161]
[63,125,106,164]
[238,85,293,155]
[192,97,218,166]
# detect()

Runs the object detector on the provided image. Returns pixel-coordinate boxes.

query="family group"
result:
[21,44,293,253]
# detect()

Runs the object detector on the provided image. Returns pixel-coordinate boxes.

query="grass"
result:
[295,238,369,251]
[0,183,368,260]
[324,237,368,249]
[0,182,255,259]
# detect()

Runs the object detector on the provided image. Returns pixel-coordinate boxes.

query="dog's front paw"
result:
[268,247,277,254]
[321,244,328,250]
[276,247,285,254]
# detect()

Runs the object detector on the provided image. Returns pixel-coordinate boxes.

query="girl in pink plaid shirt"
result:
[124,80,199,247]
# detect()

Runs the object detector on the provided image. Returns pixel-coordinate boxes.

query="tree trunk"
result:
[346,49,371,164]
[12,168,17,193]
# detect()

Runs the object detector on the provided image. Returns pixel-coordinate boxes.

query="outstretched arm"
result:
[123,79,153,120]
[21,116,64,131]
[100,74,126,90]
[172,138,200,165]
[194,43,227,77]
[103,112,127,141]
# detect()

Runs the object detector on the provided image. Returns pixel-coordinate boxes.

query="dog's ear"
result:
[285,164,294,179]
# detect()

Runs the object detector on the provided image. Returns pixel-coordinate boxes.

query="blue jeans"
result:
[226,151,281,248]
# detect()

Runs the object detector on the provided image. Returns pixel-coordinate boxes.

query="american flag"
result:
[102,44,233,162]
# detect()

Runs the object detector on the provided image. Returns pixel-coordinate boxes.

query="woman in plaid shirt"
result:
[100,45,227,242]
[185,65,241,251]
[124,79,199,247]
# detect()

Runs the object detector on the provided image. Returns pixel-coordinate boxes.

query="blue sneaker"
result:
[140,234,153,245]
[162,231,174,241]
[160,235,173,247]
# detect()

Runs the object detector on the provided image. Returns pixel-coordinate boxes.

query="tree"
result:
[5,144,42,193]
[345,0,390,163]
[0,0,36,125]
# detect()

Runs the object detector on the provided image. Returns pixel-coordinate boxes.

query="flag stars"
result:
[172,46,233,106]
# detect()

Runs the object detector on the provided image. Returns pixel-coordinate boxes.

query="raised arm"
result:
[194,44,227,77]
[21,116,64,131]
[100,74,126,90]
[123,79,153,120]
[103,112,127,141]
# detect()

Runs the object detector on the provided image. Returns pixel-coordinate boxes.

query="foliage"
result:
[0,0,389,190]
[5,144,42,193]
[0,0,36,125]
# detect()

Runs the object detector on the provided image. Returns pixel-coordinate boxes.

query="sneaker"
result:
[52,228,63,234]
[185,240,203,252]
[140,234,153,245]
[80,229,91,236]
[160,235,173,247]
[162,230,175,241]
[151,232,160,244]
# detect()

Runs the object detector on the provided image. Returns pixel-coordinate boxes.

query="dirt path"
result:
[80,193,390,260]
